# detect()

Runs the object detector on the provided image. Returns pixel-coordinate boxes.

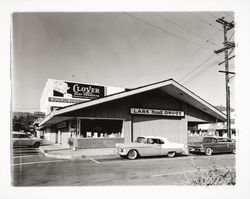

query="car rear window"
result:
[218,138,231,142]
[151,139,164,144]
[203,137,217,143]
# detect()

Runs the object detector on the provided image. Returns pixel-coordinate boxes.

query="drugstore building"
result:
[39,78,226,149]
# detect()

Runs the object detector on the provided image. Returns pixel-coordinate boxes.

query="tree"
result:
[12,112,36,132]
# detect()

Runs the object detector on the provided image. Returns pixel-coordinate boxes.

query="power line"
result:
[206,12,234,22]
[178,54,216,82]
[205,12,218,20]
[170,29,222,76]
[223,12,234,21]
[154,12,217,46]
[123,12,213,51]
[228,31,235,41]
[182,55,224,84]
[188,12,223,32]
[183,55,224,84]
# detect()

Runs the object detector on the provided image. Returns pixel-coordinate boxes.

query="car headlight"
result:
[118,148,124,152]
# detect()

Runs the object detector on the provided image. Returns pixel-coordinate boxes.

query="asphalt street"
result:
[11,147,236,186]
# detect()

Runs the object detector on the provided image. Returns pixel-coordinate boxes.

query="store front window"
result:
[79,118,123,138]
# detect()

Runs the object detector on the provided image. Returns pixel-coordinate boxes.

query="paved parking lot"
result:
[11,146,235,186]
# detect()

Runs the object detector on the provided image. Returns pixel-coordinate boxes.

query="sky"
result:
[12,12,235,112]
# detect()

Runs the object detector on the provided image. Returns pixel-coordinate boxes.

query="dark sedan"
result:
[188,136,236,156]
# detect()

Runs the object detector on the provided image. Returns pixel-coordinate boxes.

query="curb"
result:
[39,146,82,159]
[39,146,117,160]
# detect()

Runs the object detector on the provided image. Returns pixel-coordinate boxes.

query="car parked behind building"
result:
[115,136,186,160]
[188,136,236,156]
[12,132,42,148]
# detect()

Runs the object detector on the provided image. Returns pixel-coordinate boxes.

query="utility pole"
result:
[214,17,235,139]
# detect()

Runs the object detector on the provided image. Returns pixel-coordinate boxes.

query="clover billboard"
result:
[52,80,105,100]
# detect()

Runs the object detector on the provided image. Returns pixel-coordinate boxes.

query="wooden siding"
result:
[132,115,187,144]
[76,138,125,149]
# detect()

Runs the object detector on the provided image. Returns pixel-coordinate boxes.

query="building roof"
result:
[39,78,226,126]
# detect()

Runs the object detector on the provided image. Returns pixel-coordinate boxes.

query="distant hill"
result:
[215,105,235,112]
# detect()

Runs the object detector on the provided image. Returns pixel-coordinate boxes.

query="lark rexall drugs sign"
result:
[52,80,105,99]
[130,108,184,117]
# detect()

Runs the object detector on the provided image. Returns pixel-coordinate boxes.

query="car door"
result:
[158,139,170,155]
[225,138,235,152]
[14,134,24,146]
[17,134,31,146]
[143,138,161,156]
[214,138,228,153]
[151,139,162,155]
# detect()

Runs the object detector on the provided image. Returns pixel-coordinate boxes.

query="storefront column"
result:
[77,117,81,138]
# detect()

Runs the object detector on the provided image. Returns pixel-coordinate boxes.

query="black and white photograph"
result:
[11,11,237,186]
[1,0,250,199]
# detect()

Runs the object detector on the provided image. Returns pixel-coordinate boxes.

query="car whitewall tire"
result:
[33,142,40,148]
[167,151,176,158]
[205,148,213,156]
[127,150,138,160]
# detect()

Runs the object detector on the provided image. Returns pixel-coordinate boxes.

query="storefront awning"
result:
[40,116,74,126]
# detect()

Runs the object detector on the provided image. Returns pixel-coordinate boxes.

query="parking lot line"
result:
[12,150,39,153]
[12,155,42,159]
[90,158,100,164]
[12,159,66,166]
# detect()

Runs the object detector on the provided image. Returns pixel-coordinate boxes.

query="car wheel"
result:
[33,142,40,148]
[167,151,176,158]
[127,150,138,160]
[205,148,213,156]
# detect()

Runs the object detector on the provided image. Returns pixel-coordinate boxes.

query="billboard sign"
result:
[52,80,105,100]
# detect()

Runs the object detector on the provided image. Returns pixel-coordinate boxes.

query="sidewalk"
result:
[40,143,118,159]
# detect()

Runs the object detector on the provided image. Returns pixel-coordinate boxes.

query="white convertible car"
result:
[115,136,186,160]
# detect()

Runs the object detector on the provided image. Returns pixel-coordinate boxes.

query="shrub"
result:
[186,166,236,186]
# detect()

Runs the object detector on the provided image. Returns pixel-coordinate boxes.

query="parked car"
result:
[188,136,236,156]
[12,132,42,148]
[115,136,186,160]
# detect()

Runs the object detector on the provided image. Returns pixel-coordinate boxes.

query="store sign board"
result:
[34,111,46,118]
[57,121,67,129]
[52,80,105,100]
[130,108,184,117]
[48,97,84,104]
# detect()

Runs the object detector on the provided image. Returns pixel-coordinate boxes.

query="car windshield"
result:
[135,137,146,143]
[203,137,217,143]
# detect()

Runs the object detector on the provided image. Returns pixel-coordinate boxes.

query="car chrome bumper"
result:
[114,148,127,156]
[188,147,205,153]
